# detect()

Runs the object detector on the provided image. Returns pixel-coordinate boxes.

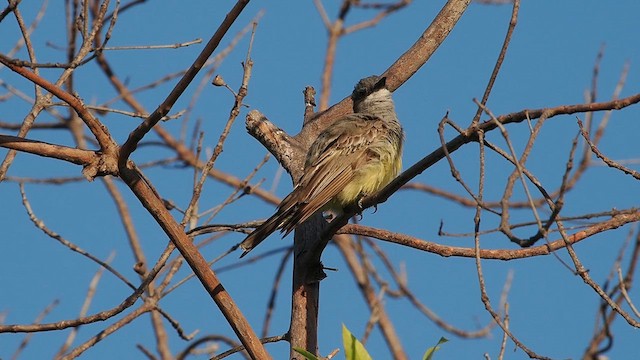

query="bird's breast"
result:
[332,139,402,207]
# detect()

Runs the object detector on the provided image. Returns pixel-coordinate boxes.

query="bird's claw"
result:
[357,196,365,210]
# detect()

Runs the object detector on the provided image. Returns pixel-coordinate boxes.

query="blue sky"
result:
[1,1,639,359]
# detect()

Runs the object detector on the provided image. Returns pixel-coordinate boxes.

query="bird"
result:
[239,75,404,258]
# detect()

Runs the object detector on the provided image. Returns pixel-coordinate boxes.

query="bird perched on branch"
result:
[240,75,404,257]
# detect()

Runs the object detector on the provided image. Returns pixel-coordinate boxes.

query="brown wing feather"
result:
[240,113,384,256]
[280,159,355,235]
[279,114,380,233]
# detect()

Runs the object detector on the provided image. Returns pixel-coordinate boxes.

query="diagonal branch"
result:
[0,55,117,154]
[294,0,473,151]
[119,160,269,359]
[118,0,250,164]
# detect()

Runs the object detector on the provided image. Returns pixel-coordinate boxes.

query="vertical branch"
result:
[0,0,45,180]
[288,218,325,357]
[65,0,84,147]
[317,0,349,110]
[470,0,519,127]
[313,0,411,111]
[472,130,549,360]
[287,1,473,356]
[288,78,322,357]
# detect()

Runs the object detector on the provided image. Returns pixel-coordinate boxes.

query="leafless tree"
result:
[1,1,638,359]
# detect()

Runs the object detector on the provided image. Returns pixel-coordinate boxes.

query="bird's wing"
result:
[279,113,384,234]
[241,113,387,256]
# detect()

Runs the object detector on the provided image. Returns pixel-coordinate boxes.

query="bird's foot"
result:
[357,194,378,213]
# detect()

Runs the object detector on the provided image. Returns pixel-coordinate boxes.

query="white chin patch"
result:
[368,88,392,101]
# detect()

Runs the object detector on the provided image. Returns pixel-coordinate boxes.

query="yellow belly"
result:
[332,150,402,208]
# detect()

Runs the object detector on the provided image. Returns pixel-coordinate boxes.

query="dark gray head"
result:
[351,76,392,113]
[351,76,387,103]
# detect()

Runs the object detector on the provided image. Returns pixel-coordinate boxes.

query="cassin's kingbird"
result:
[240,75,404,257]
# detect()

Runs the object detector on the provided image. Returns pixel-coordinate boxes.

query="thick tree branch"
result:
[294,0,472,151]
[118,164,270,359]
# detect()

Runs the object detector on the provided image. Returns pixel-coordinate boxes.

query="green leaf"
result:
[342,324,373,360]
[423,337,449,360]
[293,347,319,360]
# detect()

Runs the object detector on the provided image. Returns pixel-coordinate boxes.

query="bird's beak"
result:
[374,76,387,90]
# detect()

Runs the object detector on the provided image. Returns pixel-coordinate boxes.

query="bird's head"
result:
[351,75,392,112]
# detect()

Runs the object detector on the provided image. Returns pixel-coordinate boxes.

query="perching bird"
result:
[240,75,404,257]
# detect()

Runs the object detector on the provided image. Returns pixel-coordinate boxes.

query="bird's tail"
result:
[239,211,288,258]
